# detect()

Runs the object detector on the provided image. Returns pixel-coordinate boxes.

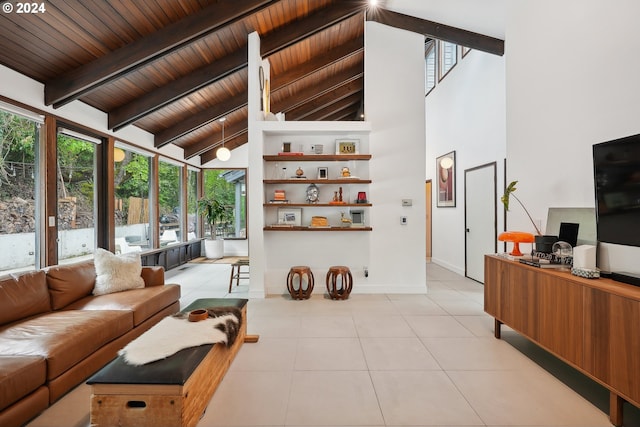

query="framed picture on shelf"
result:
[350,209,365,226]
[277,208,302,226]
[317,167,328,179]
[335,139,359,154]
[436,151,456,207]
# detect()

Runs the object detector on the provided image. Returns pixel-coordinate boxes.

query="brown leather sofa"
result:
[0,261,181,427]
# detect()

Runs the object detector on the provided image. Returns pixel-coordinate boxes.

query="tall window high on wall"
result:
[114,144,151,253]
[425,39,436,95]
[0,104,43,275]
[56,128,100,264]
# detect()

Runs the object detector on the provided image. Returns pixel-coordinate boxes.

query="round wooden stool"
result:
[287,266,314,300]
[325,266,353,300]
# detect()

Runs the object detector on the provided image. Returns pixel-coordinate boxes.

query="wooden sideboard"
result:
[484,255,640,426]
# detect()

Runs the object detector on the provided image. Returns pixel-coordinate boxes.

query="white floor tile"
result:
[353,314,416,337]
[405,315,475,338]
[295,337,367,371]
[361,337,441,370]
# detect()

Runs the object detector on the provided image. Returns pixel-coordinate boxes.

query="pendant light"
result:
[216,117,231,161]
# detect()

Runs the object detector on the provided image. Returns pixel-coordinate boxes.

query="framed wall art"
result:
[277,208,302,226]
[317,167,328,179]
[436,151,456,207]
[335,139,360,154]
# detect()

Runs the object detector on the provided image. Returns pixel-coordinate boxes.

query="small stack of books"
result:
[269,189,288,204]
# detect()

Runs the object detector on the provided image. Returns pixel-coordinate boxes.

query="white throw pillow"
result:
[93,248,145,295]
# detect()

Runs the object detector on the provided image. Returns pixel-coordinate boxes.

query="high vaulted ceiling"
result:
[0,0,503,164]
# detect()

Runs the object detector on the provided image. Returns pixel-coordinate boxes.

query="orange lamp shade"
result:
[498,231,535,257]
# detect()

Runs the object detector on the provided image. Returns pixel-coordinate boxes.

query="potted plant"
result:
[501,180,557,252]
[197,197,229,259]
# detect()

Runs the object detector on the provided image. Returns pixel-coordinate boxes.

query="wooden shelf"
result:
[264,226,372,232]
[264,203,372,207]
[264,179,371,184]
[264,154,371,161]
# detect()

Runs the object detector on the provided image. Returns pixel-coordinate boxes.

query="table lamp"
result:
[498,231,535,256]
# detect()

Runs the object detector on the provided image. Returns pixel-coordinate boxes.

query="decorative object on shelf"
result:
[335,139,359,154]
[216,117,231,161]
[280,166,287,179]
[498,231,535,257]
[314,144,323,154]
[259,65,265,113]
[341,166,351,177]
[330,187,346,205]
[571,267,600,279]
[295,166,305,177]
[270,189,288,204]
[305,184,320,204]
[197,197,231,259]
[350,210,365,227]
[310,216,329,228]
[436,151,455,207]
[282,142,291,152]
[317,167,328,179]
[340,212,352,227]
[277,208,301,226]
[356,192,368,203]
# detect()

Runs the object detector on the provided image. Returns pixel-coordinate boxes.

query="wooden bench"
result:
[87,298,254,427]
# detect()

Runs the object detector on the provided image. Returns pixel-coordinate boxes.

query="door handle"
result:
[466,228,470,232]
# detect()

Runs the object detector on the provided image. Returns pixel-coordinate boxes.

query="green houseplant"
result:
[197,197,230,259]
[501,180,558,253]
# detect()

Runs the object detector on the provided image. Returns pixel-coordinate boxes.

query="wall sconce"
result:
[114,147,125,162]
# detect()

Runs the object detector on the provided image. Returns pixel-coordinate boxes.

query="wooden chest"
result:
[88,299,247,427]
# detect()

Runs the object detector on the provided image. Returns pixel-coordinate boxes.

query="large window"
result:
[114,144,151,253]
[203,169,246,239]
[0,107,42,274]
[158,158,182,245]
[187,168,198,240]
[56,129,98,263]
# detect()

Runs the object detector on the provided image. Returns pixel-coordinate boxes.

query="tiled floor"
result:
[27,261,637,427]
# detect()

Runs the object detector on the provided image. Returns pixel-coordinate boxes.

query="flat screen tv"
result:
[593,134,640,247]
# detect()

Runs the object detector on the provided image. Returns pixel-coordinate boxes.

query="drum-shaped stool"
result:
[287,266,314,300]
[325,266,353,300]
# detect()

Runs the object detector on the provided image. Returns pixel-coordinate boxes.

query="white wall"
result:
[365,21,427,291]
[506,0,640,273]
[426,49,507,274]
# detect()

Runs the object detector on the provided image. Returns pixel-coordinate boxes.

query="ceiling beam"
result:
[109,49,247,131]
[45,0,275,107]
[200,132,249,164]
[273,65,363,113]
[296,92,363,121]
[156,35,364,148]
[367,8,504,56]
[184,119,249,159]
[110,1,365,132]
[285,81,363,120]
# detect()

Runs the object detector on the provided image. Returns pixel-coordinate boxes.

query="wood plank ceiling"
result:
[0,0,503,164]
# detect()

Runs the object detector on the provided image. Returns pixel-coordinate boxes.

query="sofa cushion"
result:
[0,310,132,380]
[93,248,144,295]
[65,284,181,326]
[0,271,51,326]
[0,356,46,412]
[45,261,96,310]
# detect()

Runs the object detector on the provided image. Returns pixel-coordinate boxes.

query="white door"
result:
[465,163,497,283]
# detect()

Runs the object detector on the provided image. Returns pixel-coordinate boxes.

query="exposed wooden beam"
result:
[285,81,363,120]
[200,132,249,164]
[184,119,249,159]
[155,93,246,148]
[45,0,275,107]
[295,92,363,121]
[273,65,363,113]
[325,107,360,122]
[157,35,364,148]
[112,1,364,132]
[271,35,364,93]
[367,8,504,56]
[261,1,364,57]
[109,49,247,131]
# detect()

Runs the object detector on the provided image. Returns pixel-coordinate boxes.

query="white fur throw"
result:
[93,248,144,295]
[119,314,239,365]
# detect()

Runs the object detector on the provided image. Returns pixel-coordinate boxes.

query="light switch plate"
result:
[402,199,412,207]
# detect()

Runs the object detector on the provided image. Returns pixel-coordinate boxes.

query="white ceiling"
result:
[384,0,506,39]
